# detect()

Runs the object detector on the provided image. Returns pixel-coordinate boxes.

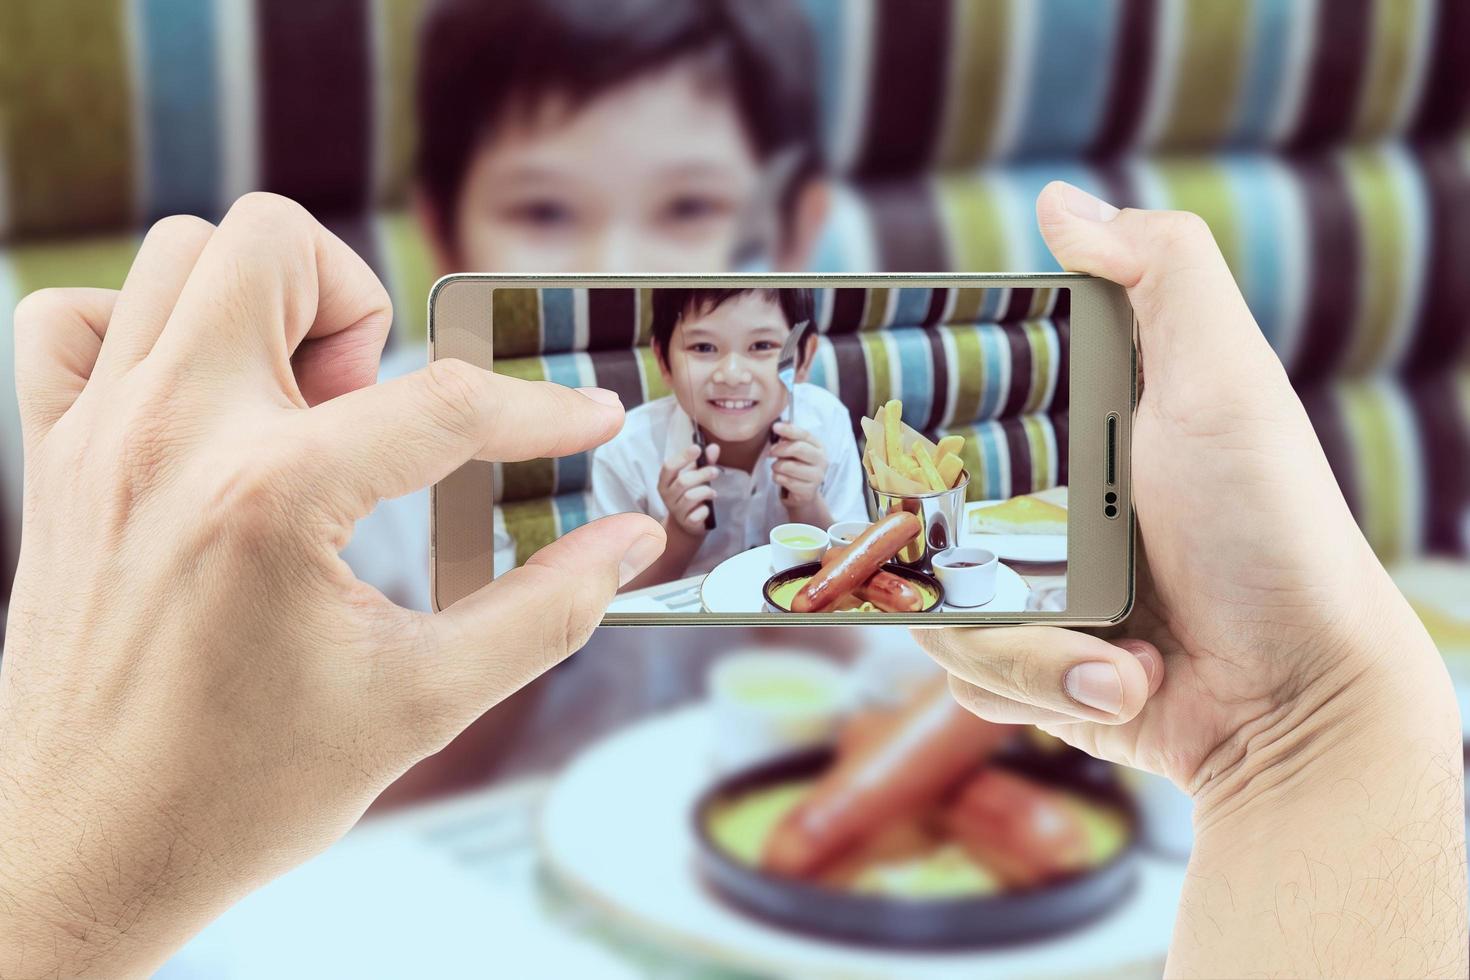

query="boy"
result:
[593,288,868,589]
[344,0,832,806]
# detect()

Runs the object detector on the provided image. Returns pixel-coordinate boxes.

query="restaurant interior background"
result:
[1,0,1468,976]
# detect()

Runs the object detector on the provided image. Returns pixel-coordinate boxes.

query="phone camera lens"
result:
[1104,491,1117,504]
[1104,503,1118,519]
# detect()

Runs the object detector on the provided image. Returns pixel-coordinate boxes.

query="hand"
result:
[657,442,721,536]
[0,194,665,976]
[770,420,829,507]
[917,181,1453,794]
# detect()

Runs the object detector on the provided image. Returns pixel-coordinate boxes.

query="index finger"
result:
[298,362,627,519]
[152,193,392,406]
[659,445,701,487]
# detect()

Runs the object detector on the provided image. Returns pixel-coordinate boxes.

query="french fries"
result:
[861,399,968,494]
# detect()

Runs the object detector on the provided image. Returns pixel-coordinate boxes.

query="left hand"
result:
[770,420,829,505]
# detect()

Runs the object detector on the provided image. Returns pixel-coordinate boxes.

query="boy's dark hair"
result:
[416,0,821,246]
[651,288,816,370]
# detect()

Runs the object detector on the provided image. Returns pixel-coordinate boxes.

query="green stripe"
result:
[495,357,555,502]
[936,177,1008,270]
[636,288,654,346]
[1153,160,1241,278]
[380,213,435,343]
[943,423,987,501]
[949,288,985,324]
[1341,149,1404,374]
[504,497,558,568]
[9,235,139,293]
[1161,0,1251,147]
[861,287,892,331]
[948,328,984,430]
[936,0,1008,167]
[492,289,541,358]
[0,3,134,236]
[378,0,432,204]
[1355,0,1425,138]
[1021,414,1051,490]
[860,333,893,412]
[1026,287,1054,319]
[637,346,670,401]
[1340,384,1402,561]
[1022,320,1051,414]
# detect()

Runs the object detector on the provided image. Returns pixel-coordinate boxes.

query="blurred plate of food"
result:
[540,681,1185,978]
[694,682,1137,947]
[965,488,1069,563]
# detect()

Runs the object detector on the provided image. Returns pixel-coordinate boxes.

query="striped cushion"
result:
[807,0,1470,176]
[5,1,1468,242]
[490,283,1069,358]
[492,315,1068,504]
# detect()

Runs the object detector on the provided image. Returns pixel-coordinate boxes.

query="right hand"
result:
[658,442,721,535]
[916,181,1457,809]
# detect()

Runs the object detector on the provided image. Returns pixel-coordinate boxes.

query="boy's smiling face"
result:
[658,291,805,446]
[447,60,763,273]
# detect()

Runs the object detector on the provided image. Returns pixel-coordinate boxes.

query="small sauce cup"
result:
[770,523,829,572]
[932,547,999,607]
[825,520,872,549]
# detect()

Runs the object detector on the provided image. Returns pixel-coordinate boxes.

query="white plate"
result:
[538,706,1186,980]
[701,545,1032,614]
[964,501,1068,563]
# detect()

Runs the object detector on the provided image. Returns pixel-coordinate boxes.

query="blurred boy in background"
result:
[349,0,832,805]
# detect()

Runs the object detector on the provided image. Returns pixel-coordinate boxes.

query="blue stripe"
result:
[815,286,834,328]
[893,287,933,327]
[979,288,1007,323]
[555,492,591,535]
[809,342,831,390]
[891,329,935,430]
[543,352,591,495]
[1231,0,1294,145]
[139,0,220,219]
[540,289,576,353]
[542,352,583,388]
[797,0,845,169]
[1220,155,1284,352]
[977,325,1006,420]
[981,421,1005,498]
[1013,0,1121,155]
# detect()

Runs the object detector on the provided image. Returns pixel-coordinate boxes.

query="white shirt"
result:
[591,383,869,577]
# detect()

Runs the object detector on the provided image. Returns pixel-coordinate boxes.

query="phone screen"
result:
[492,284,1071,616]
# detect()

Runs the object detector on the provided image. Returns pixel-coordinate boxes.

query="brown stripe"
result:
[856,0,951,175]
[828,288,868,334]
[1090,0,1158,156]
[258,0,373,212]
[1287,0,1373,151]
[587,288,637,352]
[1411,0,1470,136]
[1405,143,1470,371]
[1095,161,1143,209]
[1054,411,1070,487]
[589,349,645,408]
[1408,373,1470,555]
[923,328,950,434]
[1001,416,1033,495]
[864,180,949,271]
[830,335,871,427]
[923,287,949,327]
[1000,325,1033,418]
[1300,384,1360,519]
[1290,157,1359,384]
[1001,289,1034,323]
[1053,310,1072,414]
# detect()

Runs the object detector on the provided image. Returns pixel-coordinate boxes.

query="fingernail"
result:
[578,386,622,408]
[618,532,665,587]
[1064,661,1122,715]
[1056,182,1119,223]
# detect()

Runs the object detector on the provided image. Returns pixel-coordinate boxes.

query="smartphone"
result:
[430,274,1134,626]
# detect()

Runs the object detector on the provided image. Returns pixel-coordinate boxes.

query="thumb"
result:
[1035,181,1276,384]
[408,513,665,734]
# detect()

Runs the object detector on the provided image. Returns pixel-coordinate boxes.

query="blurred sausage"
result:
[944,769,1092,888]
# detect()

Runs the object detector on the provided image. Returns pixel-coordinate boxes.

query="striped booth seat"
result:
[492,285,1071,566]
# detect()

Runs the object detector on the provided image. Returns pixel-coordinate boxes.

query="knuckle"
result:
[422,358,490,440]
[13,287,68,328]
[146,212,215,245]
[228,191,310,230]
[1148,209,1213,251]
[204,451,298,544]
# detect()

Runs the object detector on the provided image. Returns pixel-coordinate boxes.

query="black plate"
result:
[762,561,945,612]
[692,743,1140,948]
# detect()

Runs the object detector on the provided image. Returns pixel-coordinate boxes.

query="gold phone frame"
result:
[430,273,1135,626]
